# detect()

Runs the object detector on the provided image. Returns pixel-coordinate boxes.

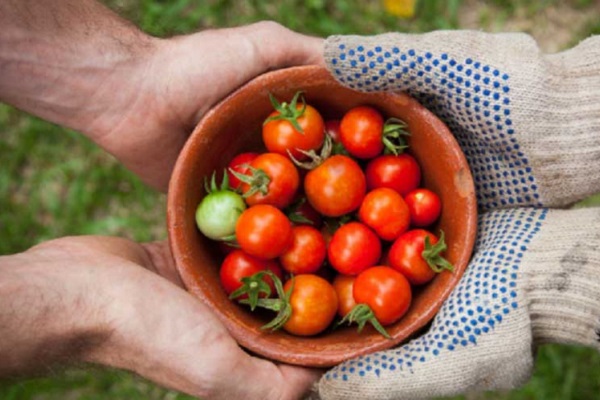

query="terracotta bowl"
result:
[167,65,477,367]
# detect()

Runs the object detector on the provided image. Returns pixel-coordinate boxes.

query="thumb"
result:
[239,21,325,71]
[152,21,324,131]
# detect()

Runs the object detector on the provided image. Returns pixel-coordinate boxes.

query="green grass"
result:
[0,108,166,254]
[1,0,600,399]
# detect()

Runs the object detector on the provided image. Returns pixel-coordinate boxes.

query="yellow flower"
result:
[383,0,416,18]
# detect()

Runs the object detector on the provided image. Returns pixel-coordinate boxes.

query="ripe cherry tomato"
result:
[220,250,283,298]
[324,119,342,143]
[358,187,410,241]
[365,153,421,196]
[340,106,384,159]
[227,152,258,190]
[404,188,442,227]
[235,204,293,259]
[283,274,338,336]
[304,155,366,217]
[389,229,450,285]
[332,274,357,318]
[262,96,325,161]
[279,225,327,274]
[240,153,300,209]
[325,119,349,155]
[353,266,412,326]
[328,222,381,275]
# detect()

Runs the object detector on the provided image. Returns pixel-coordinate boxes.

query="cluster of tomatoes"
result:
[195,91,453,338]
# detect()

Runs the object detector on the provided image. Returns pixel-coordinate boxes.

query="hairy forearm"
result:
[0,245,110,378]
[0,0,156,139]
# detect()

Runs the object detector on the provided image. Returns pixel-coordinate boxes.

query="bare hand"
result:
[90,22,324,191]
[1,236,321,400]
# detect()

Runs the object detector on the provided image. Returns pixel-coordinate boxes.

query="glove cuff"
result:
[324,32,600,209]
[530,36,600,208]
[523,207,600,348]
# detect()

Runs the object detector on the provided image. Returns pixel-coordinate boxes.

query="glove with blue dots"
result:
[324,31,600,210]
[315,32,600,399]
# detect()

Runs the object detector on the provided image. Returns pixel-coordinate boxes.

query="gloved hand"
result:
[316,31,600,399]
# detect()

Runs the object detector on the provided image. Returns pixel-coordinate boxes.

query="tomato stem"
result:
[204,170,232,194]
[230,271,273,311]
[286,197,315,225]
[422,230,455,273]
[229,165,271,198]
[238,271,293,331]
[382,117,410,155]
[337,303,391,339]
[287,134,333,170]
[264,91,307,134]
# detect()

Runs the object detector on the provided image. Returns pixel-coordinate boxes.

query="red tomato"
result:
[332,274,357,318]
[340,106,384,159]
[227,152,258,190]
[279,225,327,274]
[235,205,293,259]
[353,266,412,326]
[263,100,325,161]
[328,222,382,275]
[324,119,342,143]
[389,229,449,285]
[220,250,283,297]
[241,153,300,209]
[365,154,421,196]
[358,187,411,241]
[304,155,366,217]
[404,188,442,227]
[283,274,338,336]
[325,119,349,155]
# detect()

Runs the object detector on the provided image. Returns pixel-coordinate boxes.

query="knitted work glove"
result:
[325,31,600,210]
[315,31,600,400]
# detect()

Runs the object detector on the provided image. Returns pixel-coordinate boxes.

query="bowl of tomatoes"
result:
[167,65,477,367]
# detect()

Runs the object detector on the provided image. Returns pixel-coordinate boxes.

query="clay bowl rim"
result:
[167,65,478,367]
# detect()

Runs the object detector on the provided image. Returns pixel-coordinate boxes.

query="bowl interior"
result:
[167,65,477,367]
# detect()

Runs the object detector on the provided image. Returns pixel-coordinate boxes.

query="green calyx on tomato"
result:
[337,303,391,339]
[422,230,454,273]
[229,165,270,198]
[287,133,333,170]
[322,214,353,234]
[264,91,307,134]
[195,171,246,241]
[286,197,316,226]
[382,117,410,156]
[239,271,293,331]
[229,270,274,311]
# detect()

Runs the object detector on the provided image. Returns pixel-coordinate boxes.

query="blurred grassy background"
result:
[1,0,599,399]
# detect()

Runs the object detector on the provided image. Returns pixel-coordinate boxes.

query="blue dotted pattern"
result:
[330,43,542,210]
[324,208,547,382]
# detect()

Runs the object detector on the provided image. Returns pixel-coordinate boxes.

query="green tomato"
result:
[195,190,246,240]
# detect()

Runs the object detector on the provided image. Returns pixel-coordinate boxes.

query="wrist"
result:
[0,241,112,377]
[0,0,159,140]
